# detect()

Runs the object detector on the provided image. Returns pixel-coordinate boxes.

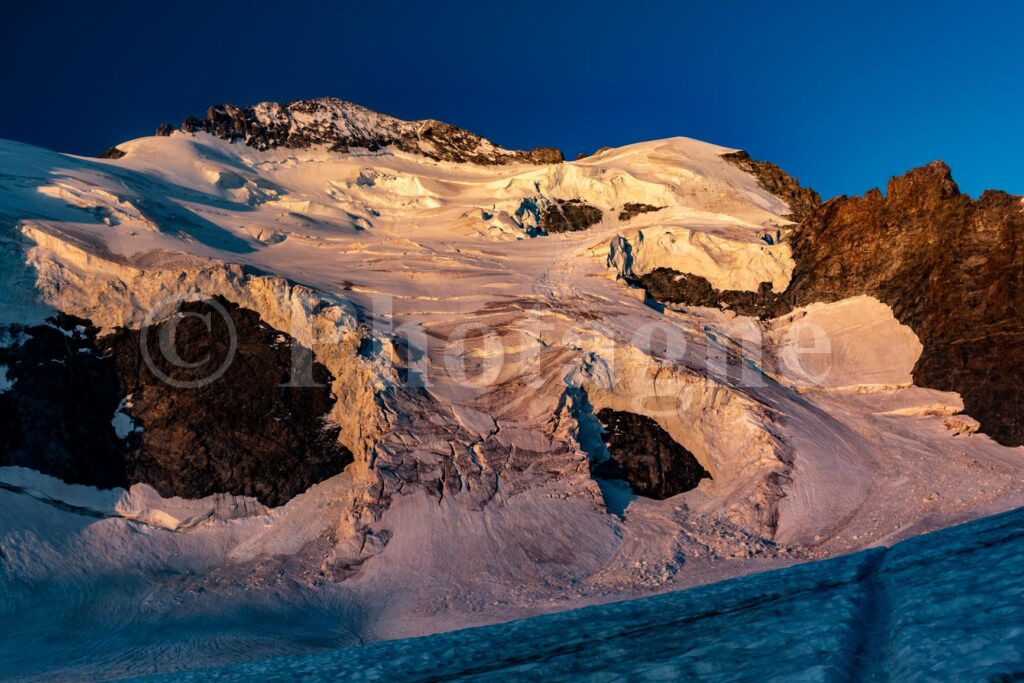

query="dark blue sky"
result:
[4,1,1022,199]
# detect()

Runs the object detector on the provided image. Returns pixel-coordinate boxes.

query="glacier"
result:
[138,505,1024,681]
[0,99,1022,680]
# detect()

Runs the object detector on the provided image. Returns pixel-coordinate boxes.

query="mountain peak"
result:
[886,159,961,204]
[175,97,563,165]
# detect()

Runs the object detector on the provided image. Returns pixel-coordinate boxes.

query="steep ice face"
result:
[609,226,795,292]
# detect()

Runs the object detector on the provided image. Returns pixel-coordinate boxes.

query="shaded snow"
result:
[0,328,30,349]
[146,505,1024,681]
[111,395,143,439]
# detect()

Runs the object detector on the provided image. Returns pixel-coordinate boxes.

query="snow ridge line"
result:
[0,480,113,520]
[0,481,186,532]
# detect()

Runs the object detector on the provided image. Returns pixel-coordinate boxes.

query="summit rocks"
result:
[180,97,564,165]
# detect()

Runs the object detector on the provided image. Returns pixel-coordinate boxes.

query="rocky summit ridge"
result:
[164,97,564,165]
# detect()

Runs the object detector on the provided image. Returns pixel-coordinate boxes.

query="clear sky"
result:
[3,0,1022,200]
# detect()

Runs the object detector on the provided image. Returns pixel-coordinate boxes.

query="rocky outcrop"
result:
[523,146,565,164]
[591,408,711,499]
[0,315,128,489]
[630,160,1024,446]
[722,150,821,222]
[629,268,786,318]
[0,298,354,505]
[180,98,563,166]
[105,297,354,506]
[98,146,126,159]
[618,202,664,221]
[785,162,1024,446]
[540,199,603,233]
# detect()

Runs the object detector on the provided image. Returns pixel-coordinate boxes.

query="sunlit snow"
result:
[0,120,1022,680]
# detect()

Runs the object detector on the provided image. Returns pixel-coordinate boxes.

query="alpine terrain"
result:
[0,97,1022,680]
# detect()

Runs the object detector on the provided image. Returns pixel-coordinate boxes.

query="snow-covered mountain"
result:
[0,97,1021,680]
[108,97,564,165]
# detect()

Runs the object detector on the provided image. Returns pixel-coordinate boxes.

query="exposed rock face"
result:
[721,150,821,222]
[629,268,786,318]
[98,146,126,159]
[102,297,354,506]
[618,202,664,221]
[155,123,175,137]
[591,408,711,499]
[630,160,1024,446]
[786,162,1024,446]
[0,315,128,488]
[180,98,563,166]
[0,298,353,505]
[540,199,603,233]
[527,146,566,164]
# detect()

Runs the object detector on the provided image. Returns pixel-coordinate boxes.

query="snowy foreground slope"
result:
[143,505,1024,682]
[0,98,1022,679]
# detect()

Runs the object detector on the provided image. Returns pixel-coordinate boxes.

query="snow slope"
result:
[0,106,1022,679]
[144,504,1024,682]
